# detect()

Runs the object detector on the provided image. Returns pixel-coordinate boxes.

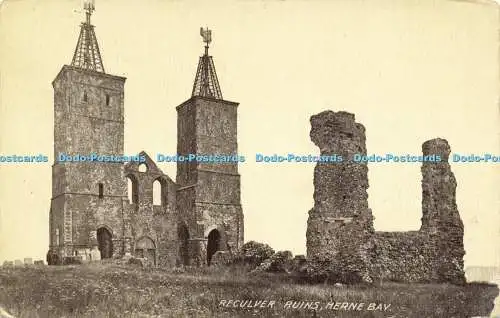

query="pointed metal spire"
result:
[192,27,223,100]
[71,0,105,73]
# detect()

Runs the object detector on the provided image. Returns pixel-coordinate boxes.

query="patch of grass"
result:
[0,263,497,317]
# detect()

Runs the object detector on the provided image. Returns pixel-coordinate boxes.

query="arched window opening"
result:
[138,163,148,172]
[83,91,88,102]
[127,175,139,204]
[153,179,161,206]
[105,94,111,106]
[153,178,167,206]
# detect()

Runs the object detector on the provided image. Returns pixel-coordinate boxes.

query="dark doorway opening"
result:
[207,229,221,266]
[178,224,190,266]
[97,227,113,259]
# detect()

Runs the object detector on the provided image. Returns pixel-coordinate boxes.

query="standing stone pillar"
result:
[420,138,465,284]
[306,111,375,283]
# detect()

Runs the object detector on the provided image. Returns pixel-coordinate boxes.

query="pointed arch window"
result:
[127,175,139,204]
[153,178,167,206]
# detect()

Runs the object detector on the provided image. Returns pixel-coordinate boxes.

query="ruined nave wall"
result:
[306,110,466,284]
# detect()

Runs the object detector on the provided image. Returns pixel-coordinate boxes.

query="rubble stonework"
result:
[306,111,375,283]
[372,138,465,284]
[420,138,466,284]
[306,111,466,285]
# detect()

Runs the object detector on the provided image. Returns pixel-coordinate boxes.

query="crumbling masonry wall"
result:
[372,231,435,283]
[306,111,375,283]
[124,153,178,268]
[306,110,466,284]
[372,139,465,284]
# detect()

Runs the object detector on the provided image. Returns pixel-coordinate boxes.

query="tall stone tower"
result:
[176,28,244,266]
[420,138,466,284]
[306,111,375,283]
[48,1,127,262]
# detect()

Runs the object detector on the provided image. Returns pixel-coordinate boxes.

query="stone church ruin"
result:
[306,110,466,285]
[47,5,243,267]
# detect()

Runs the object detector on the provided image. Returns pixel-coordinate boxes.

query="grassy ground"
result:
[0,262,498,318]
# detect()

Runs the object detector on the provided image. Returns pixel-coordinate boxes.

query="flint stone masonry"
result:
[124,152,178,267]
[420,138,465,284]
[373,139,465,284]
[306,110,465,285]
[176,96,244,266]
[372,231,434,282]
[306,111,375,283]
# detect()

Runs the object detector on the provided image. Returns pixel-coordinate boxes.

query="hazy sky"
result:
[0,0,499,268]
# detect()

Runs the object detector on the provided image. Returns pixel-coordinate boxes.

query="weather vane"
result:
[200,27,212,48]
[83,0,95,24]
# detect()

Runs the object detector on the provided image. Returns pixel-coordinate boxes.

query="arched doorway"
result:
[178,224,190,266]
[97,227,113,259]
[207,229,221,266]
[134,236,156,266]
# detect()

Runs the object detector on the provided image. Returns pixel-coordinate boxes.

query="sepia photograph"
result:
[0,0,499,317]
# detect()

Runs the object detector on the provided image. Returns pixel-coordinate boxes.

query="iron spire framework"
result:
[192,27,223,100]
[71,0,105,73]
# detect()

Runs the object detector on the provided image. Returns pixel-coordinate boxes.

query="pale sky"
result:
[0,0,499,268]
